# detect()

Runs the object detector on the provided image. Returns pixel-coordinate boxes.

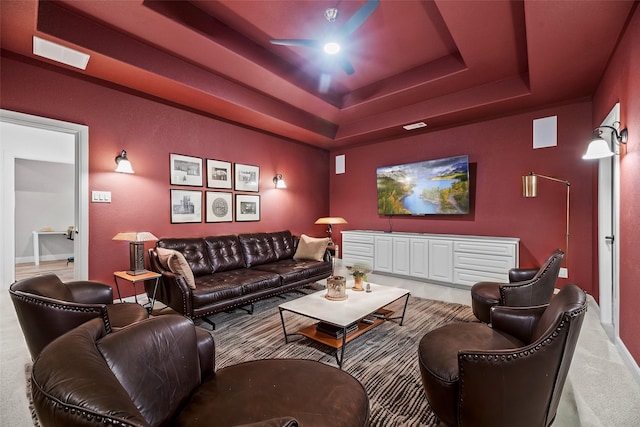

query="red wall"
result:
[329,102,595,294]
[593,5,640,366]
[0,55,330,295]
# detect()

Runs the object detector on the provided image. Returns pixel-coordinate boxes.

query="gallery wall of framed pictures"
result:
[169,153,261,223]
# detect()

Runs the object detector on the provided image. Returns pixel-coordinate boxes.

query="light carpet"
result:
[201,291,477,427]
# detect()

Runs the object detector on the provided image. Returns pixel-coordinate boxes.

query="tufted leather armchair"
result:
[9,273,148,359]
[471,249,564,323]
[418,284,587,427]
[31,314,370,427]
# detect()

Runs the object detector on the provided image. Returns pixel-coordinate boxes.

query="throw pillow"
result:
[167,251,196,290]
[156,247,177,270]
[293,234,330,262]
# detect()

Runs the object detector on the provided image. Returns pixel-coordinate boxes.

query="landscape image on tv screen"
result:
[377,155,469,215]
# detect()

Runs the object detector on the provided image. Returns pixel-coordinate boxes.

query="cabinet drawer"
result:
[454,252,515,274]
[454,269,509,287]
[342,233,375,245]
[343,255,374,268]
[342,242,374,257]
[454,241,515,257]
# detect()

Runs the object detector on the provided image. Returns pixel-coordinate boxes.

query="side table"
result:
[113,270,161,314]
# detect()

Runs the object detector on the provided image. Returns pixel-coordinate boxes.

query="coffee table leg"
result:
[399,294,410,326]
[279,308,290,344]
[334,328,347,369]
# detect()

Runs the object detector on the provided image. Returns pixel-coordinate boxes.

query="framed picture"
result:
[170,154,203,186]
[206,159,232,189]
[234,163,259,192]
[205,191,233,223]
[235,194,260,222]
[170,189,202,223]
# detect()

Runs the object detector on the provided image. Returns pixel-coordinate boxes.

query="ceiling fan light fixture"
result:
[323,42,341,55]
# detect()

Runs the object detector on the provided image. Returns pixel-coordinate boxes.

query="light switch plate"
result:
[559,267,568,279]
[91,191,111,203]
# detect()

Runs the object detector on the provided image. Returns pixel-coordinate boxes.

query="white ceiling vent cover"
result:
[33,36,90,70]
[403,122,427,131]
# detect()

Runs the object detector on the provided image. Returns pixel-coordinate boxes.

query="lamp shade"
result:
[115,149,134,173]
[582,137,614,160]
[522,175,537,198]
[314,217,348,225]
[112,232,158,242]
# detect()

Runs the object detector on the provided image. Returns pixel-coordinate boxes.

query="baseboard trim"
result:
[616,337,640,387]
[589,295,640,387]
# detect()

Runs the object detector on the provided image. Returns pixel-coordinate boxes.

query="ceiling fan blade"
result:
[338,56,355,75]
[269,39,321,49]
[341,0,380,36]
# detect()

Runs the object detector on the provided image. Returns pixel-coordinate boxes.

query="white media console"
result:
[341,230,520,287]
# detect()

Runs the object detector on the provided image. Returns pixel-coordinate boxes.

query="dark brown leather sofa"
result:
[31,314,370,427]
[148,230,332,325]
[418,283,587,427]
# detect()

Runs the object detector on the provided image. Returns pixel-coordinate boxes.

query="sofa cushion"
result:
[293,234,330,261]
[239,233,278,267]
[191,270,281,309]
[270,230,295,260]
[204,235,245,272]
[252,259,310,285]
[157,238,213,277]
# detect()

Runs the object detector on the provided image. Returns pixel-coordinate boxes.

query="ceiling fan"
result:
[270,0,380,76]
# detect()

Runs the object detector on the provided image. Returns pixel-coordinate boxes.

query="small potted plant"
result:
[350,263,371,291]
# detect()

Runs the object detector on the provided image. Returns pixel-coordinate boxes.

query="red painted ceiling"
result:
[1,1,635,149]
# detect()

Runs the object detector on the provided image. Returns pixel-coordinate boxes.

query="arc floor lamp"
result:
[522,172,571,269]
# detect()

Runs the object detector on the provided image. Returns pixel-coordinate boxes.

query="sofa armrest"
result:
[234,417,299,427]
[508,267,538,283]
[156,270,194,316]
[490,305,548,343]
[67,280,114,304]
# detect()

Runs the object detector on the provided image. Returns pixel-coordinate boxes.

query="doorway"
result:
[596,103,620,339]
[0,109,89,286]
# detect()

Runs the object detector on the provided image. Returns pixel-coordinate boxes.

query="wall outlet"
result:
[559,267,568,279]
[91,191,111,203]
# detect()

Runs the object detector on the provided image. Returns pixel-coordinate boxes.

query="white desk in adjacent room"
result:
[32,231,67,265]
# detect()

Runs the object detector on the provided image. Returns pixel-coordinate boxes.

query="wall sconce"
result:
[113,231,158,275]
[273,174,287,188]
[522,172,570,270]
[582,124,628,160]
[115,149,134,173]
[314,217,348,243]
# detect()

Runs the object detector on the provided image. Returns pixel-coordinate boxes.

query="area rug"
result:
[25,290,476,427]
[201,290,476,427]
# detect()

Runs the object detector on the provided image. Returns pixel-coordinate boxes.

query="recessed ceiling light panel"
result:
[33,36,90,70]
[403,122,427,131]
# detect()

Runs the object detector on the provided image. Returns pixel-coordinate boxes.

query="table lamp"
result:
[314,217,348,243]
[113,231,159,275]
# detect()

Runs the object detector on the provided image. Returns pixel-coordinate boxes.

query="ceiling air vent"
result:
[33,36,90,70]
[403,122,427,131]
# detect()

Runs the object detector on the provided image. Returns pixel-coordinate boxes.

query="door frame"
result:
[596,103,620,339]
[0,109,89,285]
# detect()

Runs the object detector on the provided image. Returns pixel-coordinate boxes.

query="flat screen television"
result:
[377,155,470,215]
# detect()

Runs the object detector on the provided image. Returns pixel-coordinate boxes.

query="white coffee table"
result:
[278,282,410,368]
